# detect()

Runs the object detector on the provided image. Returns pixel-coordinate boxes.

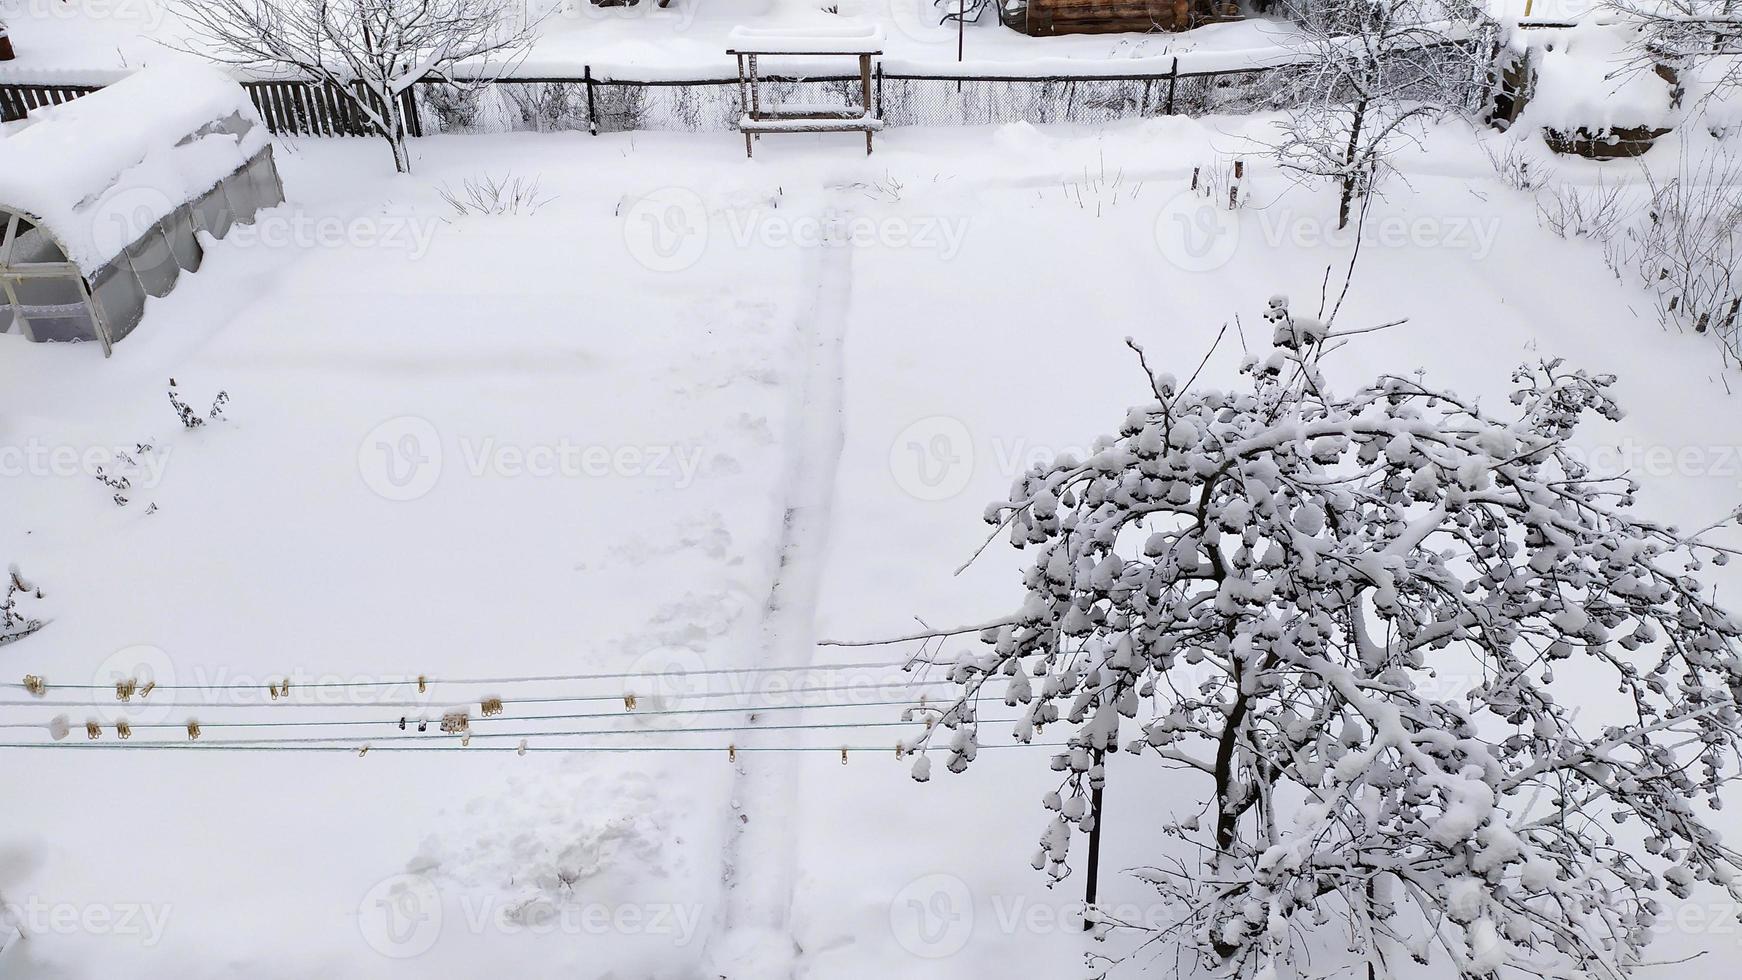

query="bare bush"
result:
[1482,136,1553,193]
[1611,148,1742,363]
[1535,177,1632,242]
[437,173,553,217]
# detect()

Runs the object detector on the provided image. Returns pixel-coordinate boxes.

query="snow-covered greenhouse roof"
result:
[0,63,272,276]
[0,63,284,354]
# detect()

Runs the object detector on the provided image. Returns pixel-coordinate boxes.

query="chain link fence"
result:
[2,35,1497,137]
[411,59,1375,137]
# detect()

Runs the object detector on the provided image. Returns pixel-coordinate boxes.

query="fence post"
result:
[1164,56,1178,115]
[875,62,885,121]
[584,66,599,136]
[402,83,423,138]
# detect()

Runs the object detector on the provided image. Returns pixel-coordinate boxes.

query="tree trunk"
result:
[387,131,412,174]
[381,90,413,174]
[1337,97,1368,230]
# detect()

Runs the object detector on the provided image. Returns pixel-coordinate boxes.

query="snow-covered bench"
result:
[727,25,884,158]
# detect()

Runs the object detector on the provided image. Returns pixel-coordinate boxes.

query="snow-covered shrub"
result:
[1,565,45,647]
[911,298,1742,977]
[168,379,229,430]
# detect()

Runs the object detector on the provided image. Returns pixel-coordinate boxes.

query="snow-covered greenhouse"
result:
[0,63,284,355]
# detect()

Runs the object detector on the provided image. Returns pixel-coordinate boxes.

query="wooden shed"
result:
[1019,0,1240,36]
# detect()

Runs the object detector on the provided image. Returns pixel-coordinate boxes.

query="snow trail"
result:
[710,208,853,978]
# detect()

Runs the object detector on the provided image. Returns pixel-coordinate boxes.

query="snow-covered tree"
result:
[906,296,1742,978]
[1267,0,1493,228]
[175,0,537,173]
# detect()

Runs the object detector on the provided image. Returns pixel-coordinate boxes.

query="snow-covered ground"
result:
[3,113,1741,979]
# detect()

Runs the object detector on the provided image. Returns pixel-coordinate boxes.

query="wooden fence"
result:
[243,79,423,137]
[0,77,422,137]
[0,82,100,120]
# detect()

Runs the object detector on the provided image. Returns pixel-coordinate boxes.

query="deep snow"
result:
[1,113,1740,979]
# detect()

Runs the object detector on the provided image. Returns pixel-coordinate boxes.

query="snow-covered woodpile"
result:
[1502,22,1677,159]
[1019,0,1239,36]
[0,63,282,353]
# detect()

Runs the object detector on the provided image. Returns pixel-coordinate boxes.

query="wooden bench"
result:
[728,25,883,158]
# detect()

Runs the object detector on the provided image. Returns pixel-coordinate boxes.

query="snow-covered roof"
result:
[0,63,271,275]
[726,24,884,55]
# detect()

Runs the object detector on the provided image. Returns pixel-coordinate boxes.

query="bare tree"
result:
[1266,0,1493,228]
[175,0,538,173]
[1607,0,1742,108]
[905,297,1742,978]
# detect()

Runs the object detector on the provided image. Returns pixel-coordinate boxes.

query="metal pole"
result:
[1082,749,1105,932]
[584,66,599,136]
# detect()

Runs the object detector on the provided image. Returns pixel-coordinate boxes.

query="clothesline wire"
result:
[0,694,993,732]
[45,715,1021,748]
[0,741,1066,755]
[3,659,948,693]
[0,674,1006,712]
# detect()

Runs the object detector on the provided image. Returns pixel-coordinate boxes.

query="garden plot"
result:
[0,133,821,978]
[0,119,1739,979]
